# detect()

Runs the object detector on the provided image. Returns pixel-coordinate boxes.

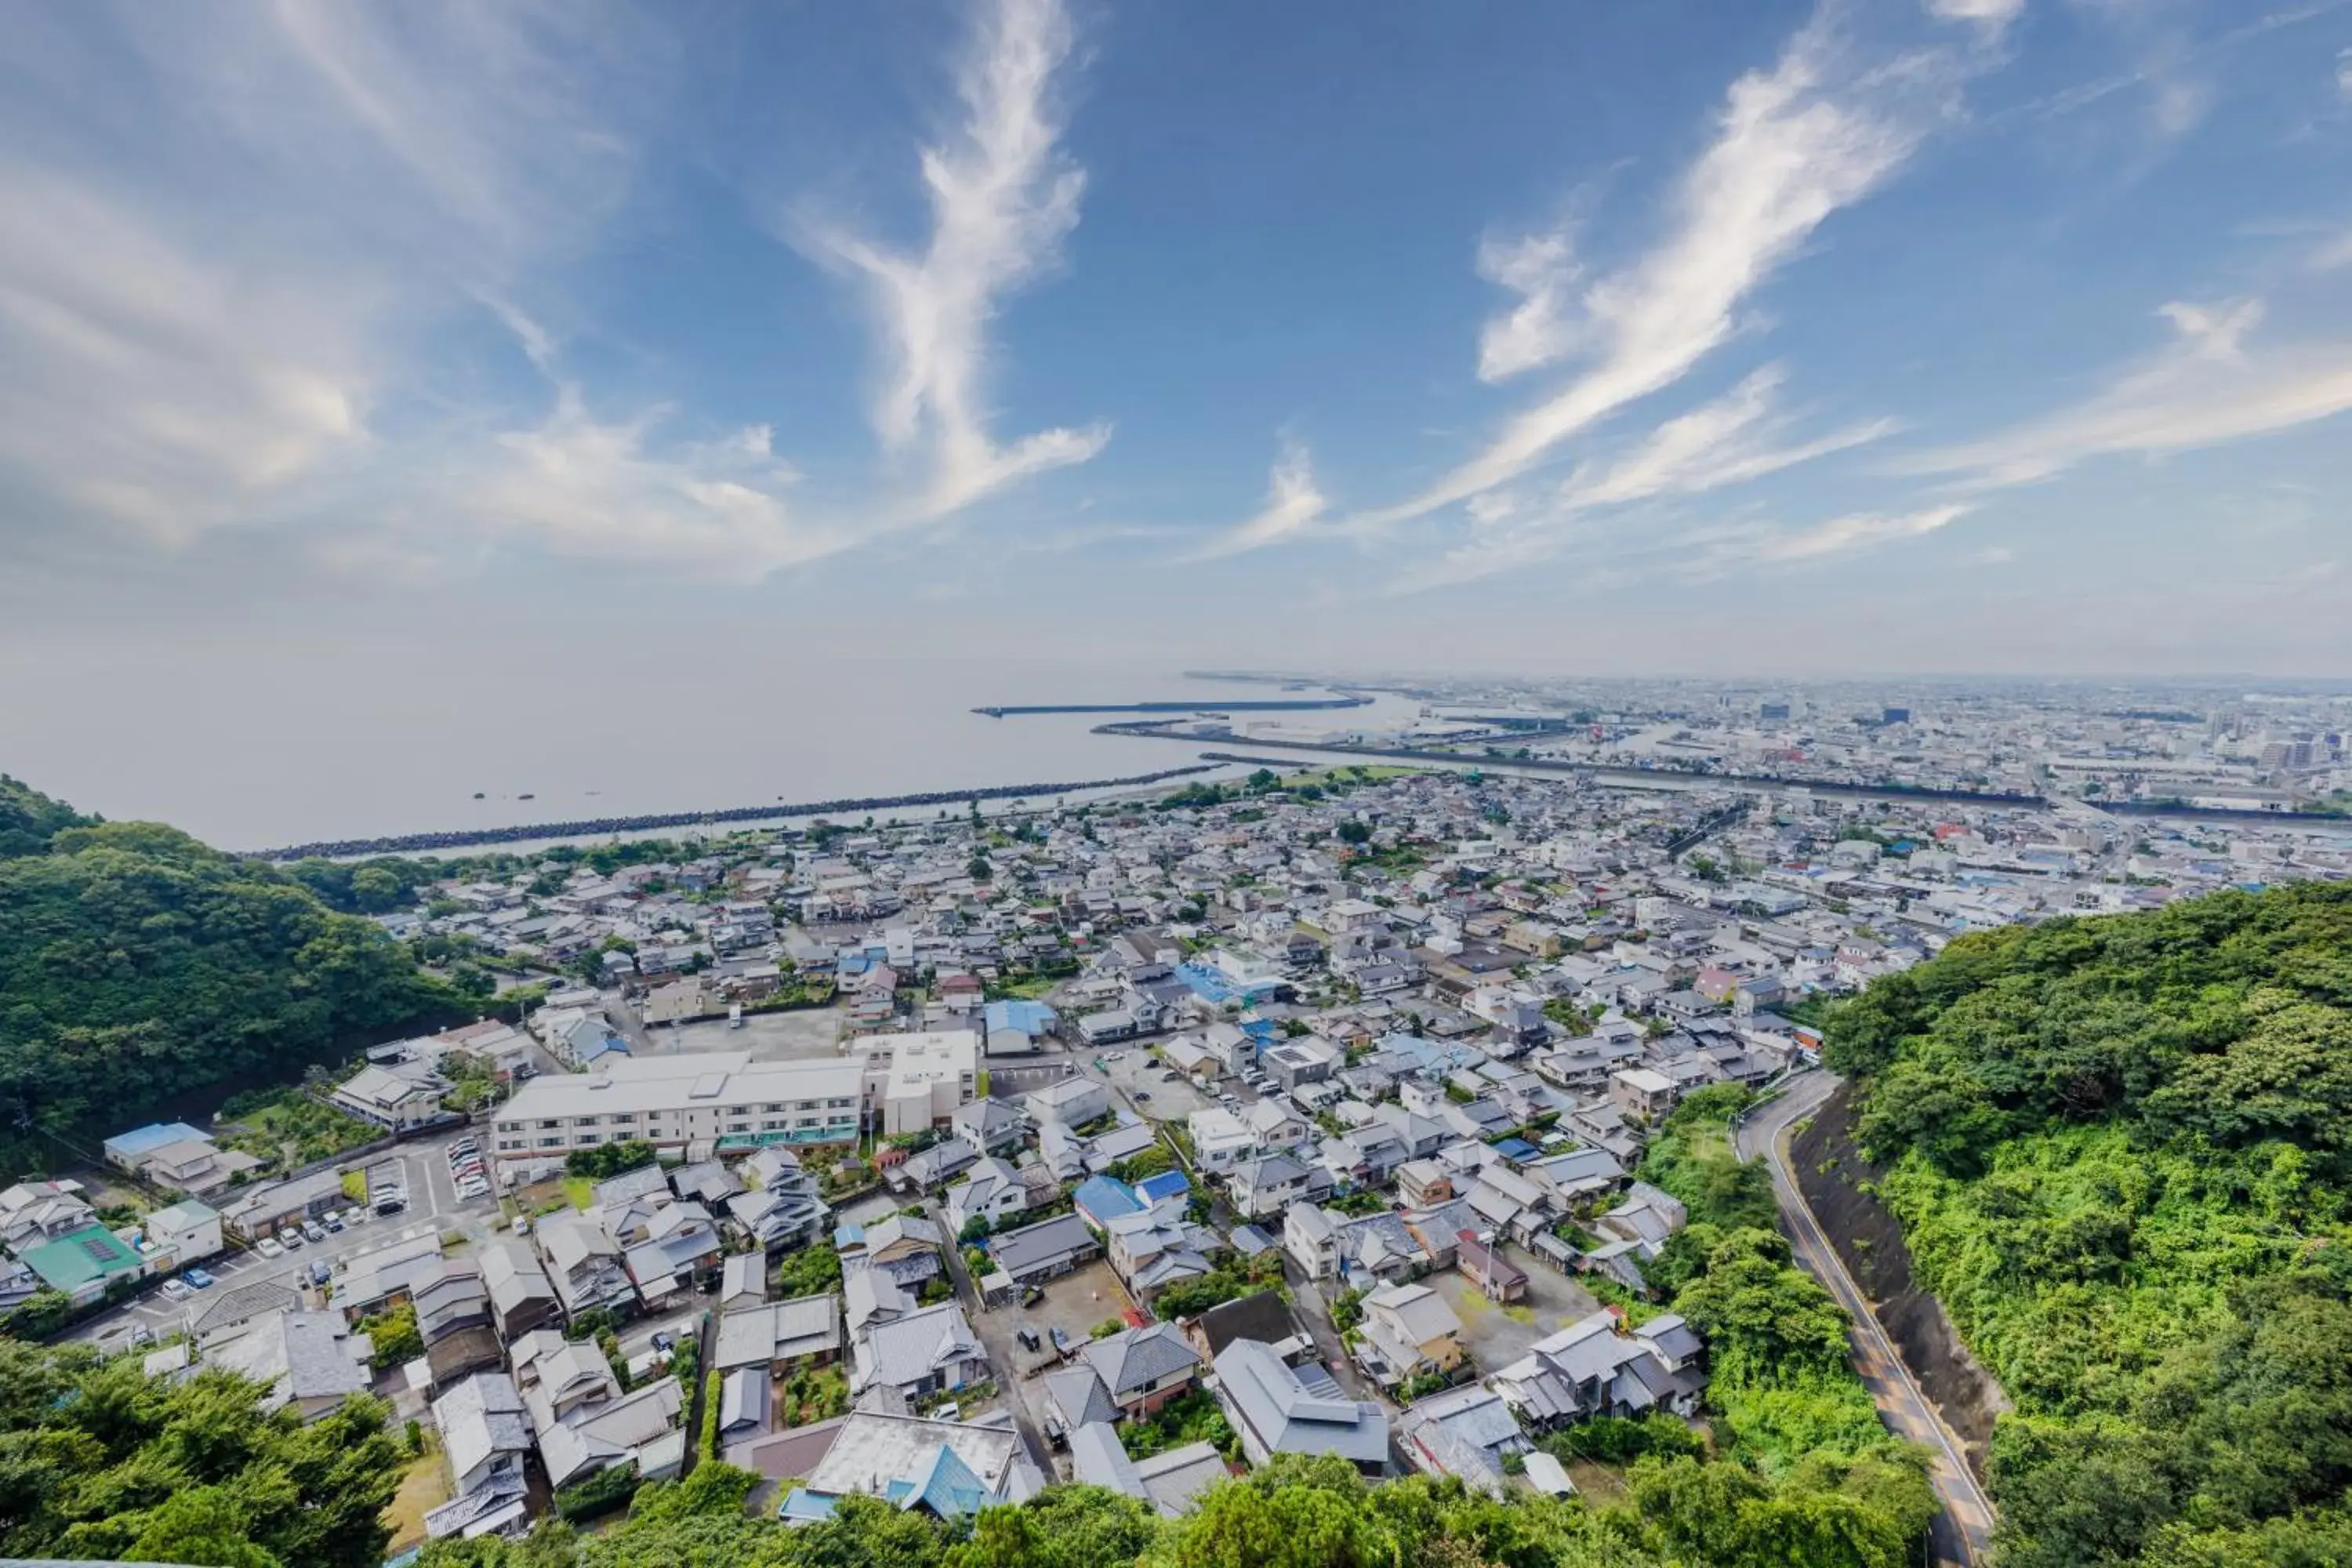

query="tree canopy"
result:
[1825,883,2352,1565]
[0,778,464,1168]
[0,773,91,858]
[0,1337,404,1568]
[418,1450,1943,1568]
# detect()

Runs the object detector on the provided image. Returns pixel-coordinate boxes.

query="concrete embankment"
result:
[249,762,1218,861]
[1789,1083,2011,1479]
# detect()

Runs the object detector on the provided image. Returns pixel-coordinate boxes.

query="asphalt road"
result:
[1738,1071,1997,1568]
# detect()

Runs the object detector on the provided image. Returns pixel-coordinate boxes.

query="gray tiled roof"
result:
[1043,1364,1119,1429]
[1082,1321,1200,1399]
[988,1212,1094,1277]
[1212,1338,1388,1465]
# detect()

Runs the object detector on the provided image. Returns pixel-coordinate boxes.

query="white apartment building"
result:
[492,1053,863,1173]
[1185,1107,1258,1173]
[852,1030,980,1136]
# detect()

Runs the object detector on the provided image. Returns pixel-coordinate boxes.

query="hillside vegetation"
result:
[417,1446,1926,1568]
[0,775,463,1167]
[1638,1087,1921,1495]
[1827,883,2352,1566]
[0,1337,403,1568]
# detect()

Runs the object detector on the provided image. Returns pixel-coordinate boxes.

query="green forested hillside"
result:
[0,1337,403,1568]
[0,778,462,1164]
[0,773,91,857]
[1827,884,2352,1566]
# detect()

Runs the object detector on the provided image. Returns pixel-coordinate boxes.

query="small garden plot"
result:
[216,1087,379,1171]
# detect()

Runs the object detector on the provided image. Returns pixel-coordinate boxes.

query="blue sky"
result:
[2,0,2351,677]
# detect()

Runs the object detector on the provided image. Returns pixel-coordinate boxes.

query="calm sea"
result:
[3,654,1427,851]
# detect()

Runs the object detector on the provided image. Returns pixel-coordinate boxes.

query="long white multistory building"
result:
[489,1033,979,1177]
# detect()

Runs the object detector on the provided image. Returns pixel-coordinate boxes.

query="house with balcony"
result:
[1355,1282,1465,1389]
[1226,1153,1330,1220]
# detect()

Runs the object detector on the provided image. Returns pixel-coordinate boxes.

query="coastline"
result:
[247,761,1219,862]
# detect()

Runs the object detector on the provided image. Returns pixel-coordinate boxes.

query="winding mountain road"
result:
[1737,1071,1997,1568]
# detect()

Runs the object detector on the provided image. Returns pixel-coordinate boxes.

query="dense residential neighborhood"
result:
[24,742,2352,1553]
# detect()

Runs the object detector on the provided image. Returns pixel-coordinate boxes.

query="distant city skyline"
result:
[2,0,2351,681]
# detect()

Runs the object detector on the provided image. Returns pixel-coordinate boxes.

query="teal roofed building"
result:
[886,1441,992,1519]
[23,1223,145,1305]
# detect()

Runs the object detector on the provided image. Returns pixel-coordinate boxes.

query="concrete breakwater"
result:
[973,696,1371,717]
[249,763,1220,861]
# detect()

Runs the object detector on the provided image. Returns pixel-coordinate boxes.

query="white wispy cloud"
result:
[1650,502,1968,583]
[0,0,654,550]
[1189,439,1329,560]
[1554,365,1896,512]
[1475,231,1584,383]
[1363,11,1947,529]
[1719,502,1969,564]
[467,387,840,579]
[1411,365,1896,587]
[800,0,1109,519]
[1926,0,2026,38]
[245,1,648,282]
[0,165,369,540]
[1899,297,2352,486]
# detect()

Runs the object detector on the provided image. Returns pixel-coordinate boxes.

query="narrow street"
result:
[1281,1258,1381,1405]
[1739,1072,1996,1568]
[929,1199,1054,1477]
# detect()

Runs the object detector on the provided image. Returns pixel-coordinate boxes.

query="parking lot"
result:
[1087,1043,1218,1125]
[971,1258,1137,1470]
[67,1140,509,1349]
[1428,1254,1602,1371]
[1015,1260,1132,1360]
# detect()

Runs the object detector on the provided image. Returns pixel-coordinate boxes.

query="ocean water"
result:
[2,650,1426,851]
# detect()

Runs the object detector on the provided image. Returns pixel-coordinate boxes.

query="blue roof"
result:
[1073,1176,1142,1225]
[832,1222,866,1249]
[1174,961,1239,1004]
[1134,1171,1191,1204]
[984,999,1058,1035]
[1490,1137,1540,1160]
[104,1122,209,1158]
[887,1442,991,1519]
